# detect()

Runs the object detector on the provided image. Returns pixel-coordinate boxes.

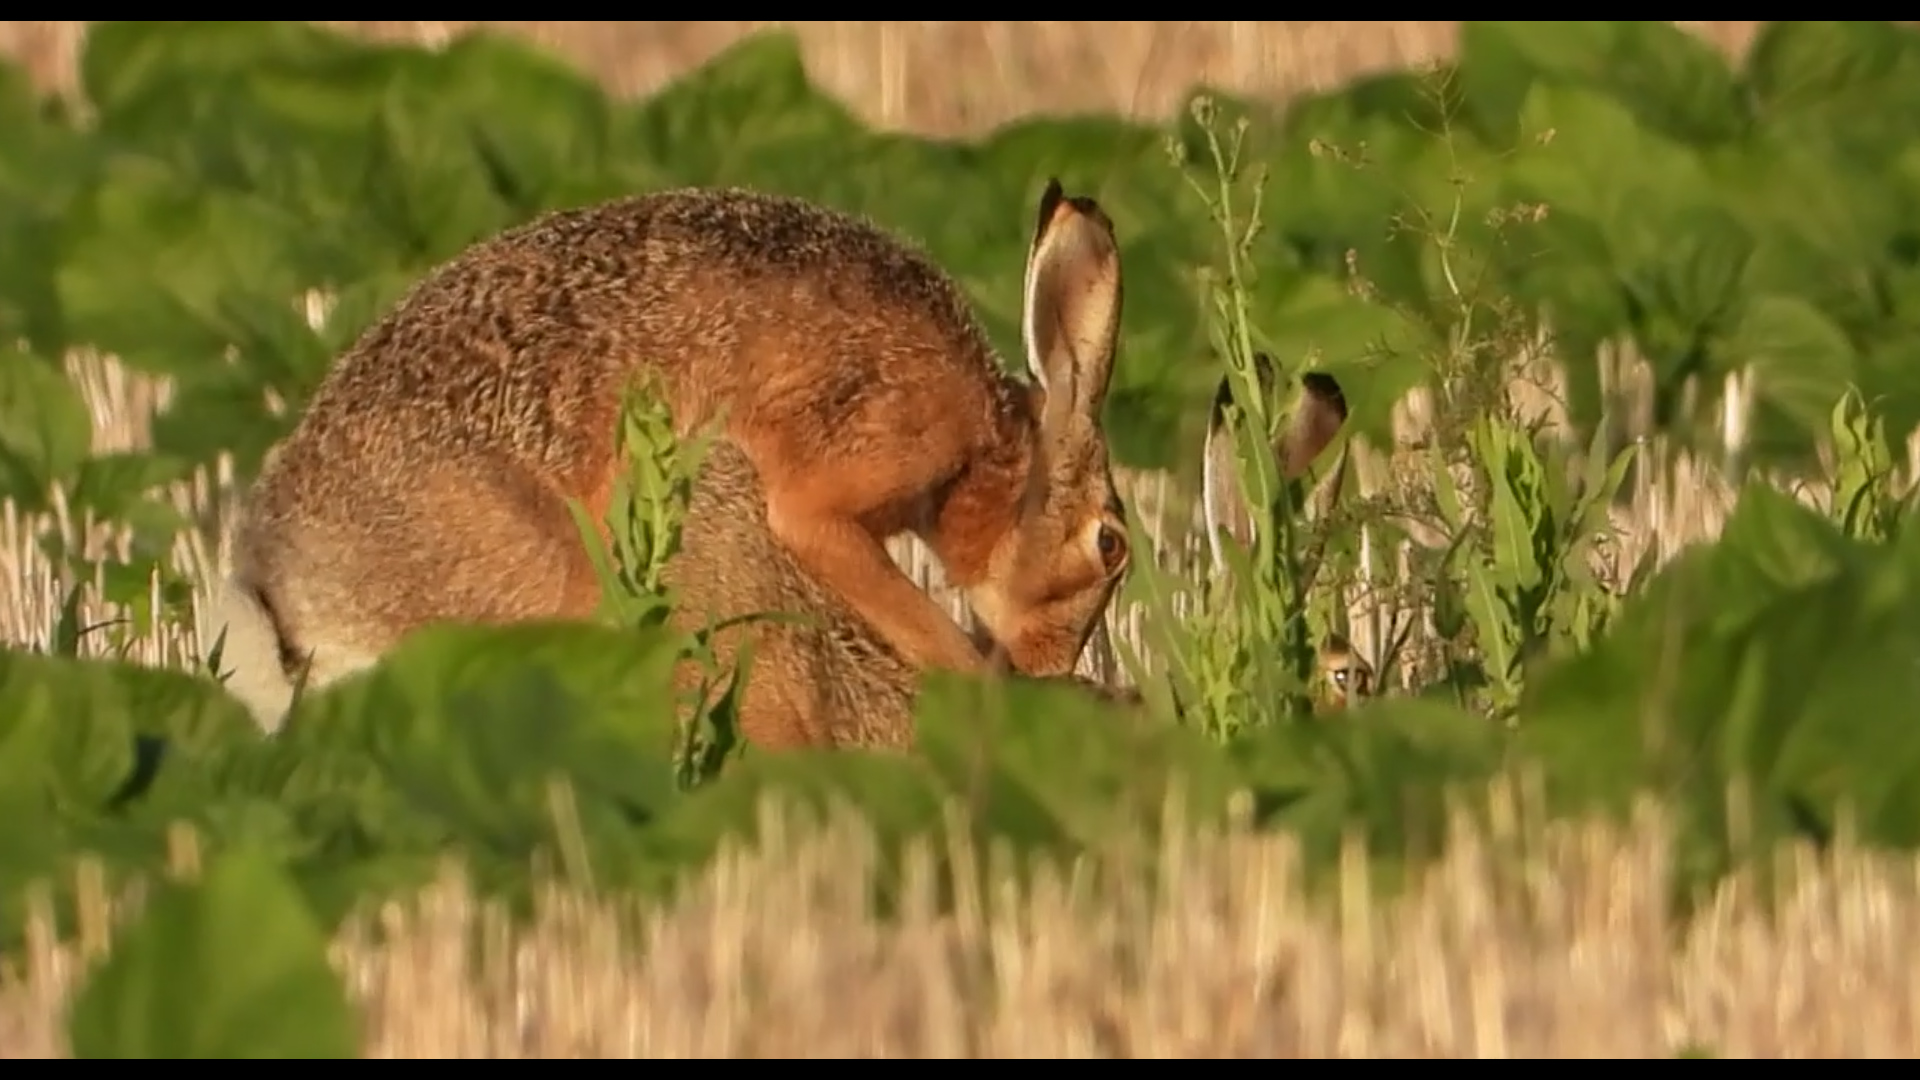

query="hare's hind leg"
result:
[218,452,609,733]
[389,453,611,626]
[266,454,606,686]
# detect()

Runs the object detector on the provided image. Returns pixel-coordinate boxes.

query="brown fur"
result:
[666,440,1143,752]
[216,182,1129,729]
[1200,355,1374,710]
[1316,633,1374,710]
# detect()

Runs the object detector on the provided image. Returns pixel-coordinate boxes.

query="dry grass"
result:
[6,787,1920,1058]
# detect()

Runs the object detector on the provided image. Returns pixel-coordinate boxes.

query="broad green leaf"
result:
[284,621,685,881]
[150,374,286,479]
[1230,696,1504,867]
[1461,22,1744,146]
[430,32,620,213]
[0,651,246,813]
[1744,22,1920,167]
[618,32,864,189]
[0,349,92,507]
[1706,484,1856,627]
[357,92,516,266]
[907,675,1076,853]
[1716,295,1857,460]
[1605,21,1747,145]
[1456,22,1622,148]
[58,157,335,378]
[1745,21,1914,114]
[1511,83,1717,252]
[67,847,358,1059]
[82,21,360,126]
[68,451,189,518]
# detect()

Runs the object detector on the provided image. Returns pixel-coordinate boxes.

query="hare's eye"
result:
[1095,522,1128,571]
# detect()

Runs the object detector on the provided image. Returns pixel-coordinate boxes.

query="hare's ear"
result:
[1022,178,1122,426]
[1278,370,1350,480]
[1201,357,1351,571]
[1201,354,1277,569]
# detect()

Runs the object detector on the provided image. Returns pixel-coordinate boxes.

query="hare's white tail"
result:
[201,572,298,734]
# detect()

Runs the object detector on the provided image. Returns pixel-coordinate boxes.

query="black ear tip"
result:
[1211,353,1284,425]
[1209,372,1236,420]
[1033,179,1067,242]
[1300,370,1349,420]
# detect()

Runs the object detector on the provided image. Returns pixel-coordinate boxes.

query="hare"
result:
[1200,352,1373,710]
[666,439,1143,752]
[658,356,1359,753]
[212,181,1130,730]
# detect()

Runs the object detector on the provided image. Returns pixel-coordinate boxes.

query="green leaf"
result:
[1461,558,1520,700]
[69,451,193,525]
[1604,22,1747,145]
[149,374,285,478]
[1710,484,1857,607]
[639,748,947,897]
[1511,83,1716,249]
[430,32,621,212]
[81,21,359,129]
[58,157,331,378]
[283,621,686,882]
[67,847,358,1059]
[1647,206,1754,338]
[1716,296,1858,460]
[0,651,252,814]
[1480,422,1546,592]
[0,348,92,507]
[618,32,864,189]
[1229,697,1504,867]
[1461,21,1746,147]
[357,91,516,265]
[1252,275,1433,450]
[1744,22,1920,166]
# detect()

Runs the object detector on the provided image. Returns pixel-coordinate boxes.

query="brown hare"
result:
[212,180,1130,730]
[666,439,1143,752]
[658,355,1360,752]
[1200,353,1373,710]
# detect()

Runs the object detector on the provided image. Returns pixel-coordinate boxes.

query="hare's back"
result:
[293,187,1006,474]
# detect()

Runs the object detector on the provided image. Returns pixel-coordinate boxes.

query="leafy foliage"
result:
[0,21,1914,500]
[66,848,358,1059]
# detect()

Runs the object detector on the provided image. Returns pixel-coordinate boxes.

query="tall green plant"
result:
[1824,388,1915,544]
[567,381,746,788]
[1121,100,1334,738]
[1295,71,1644,722]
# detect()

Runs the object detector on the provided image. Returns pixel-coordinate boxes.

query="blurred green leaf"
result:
[0,349,92,509]
[67,847,358,1059]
